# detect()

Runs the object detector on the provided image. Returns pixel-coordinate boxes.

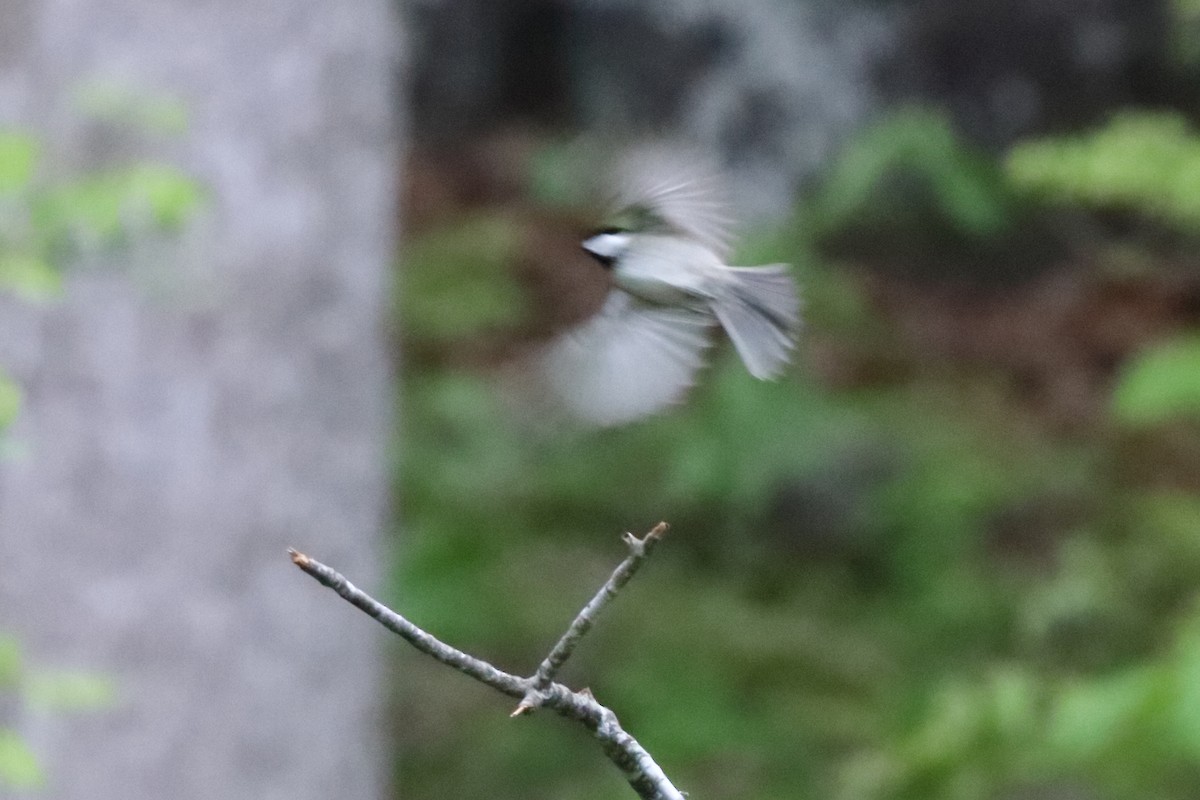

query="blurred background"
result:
[396,1,1200,800]
[6,0,1200,799]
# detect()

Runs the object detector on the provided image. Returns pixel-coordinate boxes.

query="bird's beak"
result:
[581,231,625,268]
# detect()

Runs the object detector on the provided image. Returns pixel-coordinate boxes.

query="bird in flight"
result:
[525,146,802,427]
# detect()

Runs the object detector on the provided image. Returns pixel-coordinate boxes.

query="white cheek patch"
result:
[582,232,630,260]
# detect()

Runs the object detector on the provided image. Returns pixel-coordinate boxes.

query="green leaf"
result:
[32,174,125,245]
[123,164,204,227]
[813,107,1014,240]
[1047,667,1160,762]
[0,132,38,194]
[1112,334,1200,426]
[987,667,1039,742]
[0,730,43,790]
[73,81,190,136]
[0,253,62,301]
[0,376,19,432]
[1168,622,1200,756]
[902,680,985,768]
[26,670,117,712]
[1007,112,1200,231]
[0,635,22,689]
[32,164,203,250]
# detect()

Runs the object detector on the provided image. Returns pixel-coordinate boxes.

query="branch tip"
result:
[288,548,311,568]
[512,689,543,717]
[623,521,669,553]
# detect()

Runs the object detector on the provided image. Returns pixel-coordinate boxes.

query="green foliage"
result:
[0,635,22,690]
[399,214,528,342]
[0,132,58,300]
[0,376,19,433]
[1169,0,1200,69]
[395,126,1200,800]
[73,80,190,135]
[811,107,1017,241]
[0,730,43,791]
[0,117,203,446]
[852,598,1200,800]
[0,633,116,791]
[1007,112,1200,232]
[0,109,189,793]
[30,163,203,255]
[395,269,1121,800]
[25,670,118,712]
[0,253,60,301]
[0,121,205,302]
[1112,334,1200,426]
[0,133,38,194]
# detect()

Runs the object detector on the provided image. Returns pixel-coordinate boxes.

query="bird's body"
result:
[591,233,722,305]
[522,146,802,427]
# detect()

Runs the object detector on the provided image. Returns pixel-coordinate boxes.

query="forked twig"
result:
[289,522,684,800]
[529,521,669,691]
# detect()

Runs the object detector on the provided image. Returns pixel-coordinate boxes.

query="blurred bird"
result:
[527,146,801,427]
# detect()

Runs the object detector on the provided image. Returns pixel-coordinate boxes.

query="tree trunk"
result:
[0,1,400,798]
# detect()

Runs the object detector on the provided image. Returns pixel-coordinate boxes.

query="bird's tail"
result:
[711,264,801,379]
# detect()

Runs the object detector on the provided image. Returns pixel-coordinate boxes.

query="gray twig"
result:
[530,521,669,690]
[288,549,527,697]
[288,522,685,800]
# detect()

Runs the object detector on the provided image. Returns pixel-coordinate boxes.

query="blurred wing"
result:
[531,291,714,427]
[610,145,736,259]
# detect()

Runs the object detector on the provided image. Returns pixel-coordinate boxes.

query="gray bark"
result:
[0,2,400,798]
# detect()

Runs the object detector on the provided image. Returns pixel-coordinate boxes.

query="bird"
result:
[523,146,801,428]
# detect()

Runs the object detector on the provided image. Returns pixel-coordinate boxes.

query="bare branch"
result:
[288,549,527,698]
[287,523,687,800]
[532,522,669,689]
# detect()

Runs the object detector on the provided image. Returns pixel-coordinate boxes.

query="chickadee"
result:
[527,147,801,427]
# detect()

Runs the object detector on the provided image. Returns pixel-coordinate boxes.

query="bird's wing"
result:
[610,145,736,259]
[530,291,715,427]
